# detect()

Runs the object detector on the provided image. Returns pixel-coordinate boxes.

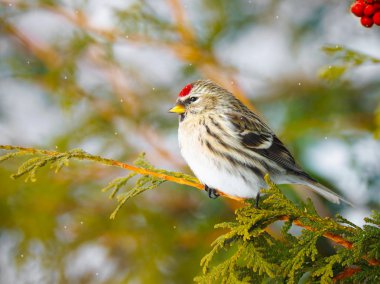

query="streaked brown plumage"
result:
[170,79,350,204]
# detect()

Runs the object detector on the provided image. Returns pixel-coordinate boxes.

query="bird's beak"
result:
[169,103,185,114]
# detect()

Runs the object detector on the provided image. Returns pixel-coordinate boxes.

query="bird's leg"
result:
[204,184,220,199]
[255,192,261,208]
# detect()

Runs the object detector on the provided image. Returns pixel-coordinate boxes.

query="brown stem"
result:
[167,0,195,42]
[0,145,244,202]
[279,216,353,249]
[279,215,380,268]
[333,266,361,282]
[0,18,61,67]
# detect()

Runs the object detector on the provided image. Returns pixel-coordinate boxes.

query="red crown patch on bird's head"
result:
[178,84,193,97]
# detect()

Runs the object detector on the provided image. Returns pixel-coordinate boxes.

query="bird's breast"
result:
[177,118,262,198]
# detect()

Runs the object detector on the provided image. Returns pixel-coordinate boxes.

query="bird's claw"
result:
[205,185,220,199]
[255,192,261,208]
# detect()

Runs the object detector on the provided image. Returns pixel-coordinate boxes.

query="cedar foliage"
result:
[1,145,379,283]
[196,178,380,283]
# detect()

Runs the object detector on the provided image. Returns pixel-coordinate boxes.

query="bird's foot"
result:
[255,192,261,208]
[205,185,220,199]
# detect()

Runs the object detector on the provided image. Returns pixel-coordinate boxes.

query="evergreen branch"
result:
[2,145,378,259]
[198,178,380,283]
[0,145,205,218]
[279,214,380,268]
[2,144,379,280]
[0,145,245,202]
[0,144,200,187]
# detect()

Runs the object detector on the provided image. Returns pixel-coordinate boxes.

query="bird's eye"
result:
[189,97,198,102]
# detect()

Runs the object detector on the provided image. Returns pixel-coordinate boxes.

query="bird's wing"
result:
[255,136,305,175]
[240,130,273,149]
[226,111,274,149]
[227,111,306,175]
[225,109,349,205]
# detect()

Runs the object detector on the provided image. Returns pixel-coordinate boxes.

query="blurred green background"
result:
[0,0,380,283]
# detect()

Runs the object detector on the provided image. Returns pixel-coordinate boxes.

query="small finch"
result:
[169,79,350,205]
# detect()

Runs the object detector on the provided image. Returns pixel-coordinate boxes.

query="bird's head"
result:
[169,80,230,121]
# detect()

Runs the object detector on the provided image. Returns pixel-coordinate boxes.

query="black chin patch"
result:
[179,113,185,122]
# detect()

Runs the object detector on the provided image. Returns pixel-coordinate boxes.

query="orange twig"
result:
[167,0,195,42]
[0,145,244,202]
[279,215,380,268]
[82,156,245,202]
[1,145,379,268]
[0,19,61,67]
[279,216,353,249]
[333,266,361,282]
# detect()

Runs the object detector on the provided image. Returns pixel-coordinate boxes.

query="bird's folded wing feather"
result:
[241,130,273,149]
[227,111,308,176]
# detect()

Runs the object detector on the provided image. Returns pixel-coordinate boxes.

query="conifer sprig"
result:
[0,145,202,218]
[195,176,380,283]
[1,145,379,282]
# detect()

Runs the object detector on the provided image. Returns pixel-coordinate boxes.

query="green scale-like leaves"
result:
[1,146,379,283]
[103,153,167,219]
[0,146,195,219]
[195,177,380,283]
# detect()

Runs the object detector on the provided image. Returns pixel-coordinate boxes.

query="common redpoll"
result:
[169,80,349,204]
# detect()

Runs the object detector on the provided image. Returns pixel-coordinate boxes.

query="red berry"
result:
[374,12,380,25]
[373,3,380,11]
[364,4,375,16]
[361,16,374,27]
[366,0,373,4]
[351,2,365,16]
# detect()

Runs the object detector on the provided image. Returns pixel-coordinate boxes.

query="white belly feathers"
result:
[178,117,262,198]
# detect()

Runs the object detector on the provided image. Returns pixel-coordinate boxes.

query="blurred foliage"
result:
[319,45,380,82]
[0,0,380,283]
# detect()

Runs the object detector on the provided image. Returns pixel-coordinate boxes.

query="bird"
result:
[169,79,349,205]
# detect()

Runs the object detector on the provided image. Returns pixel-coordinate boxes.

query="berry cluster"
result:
[351,0,380,27]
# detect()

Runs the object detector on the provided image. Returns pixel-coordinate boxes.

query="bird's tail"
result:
[297,177,352,206]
